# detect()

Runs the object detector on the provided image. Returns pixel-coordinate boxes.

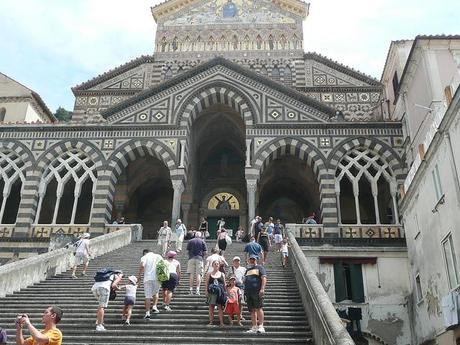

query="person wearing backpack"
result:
[138,249,163,319]
[91,269,123,331]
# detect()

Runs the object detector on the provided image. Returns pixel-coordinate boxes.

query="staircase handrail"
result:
[0,224,142,298]
[287,230,355,345]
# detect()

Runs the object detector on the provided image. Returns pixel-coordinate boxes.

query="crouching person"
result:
[15,306,63,345]
[91,269,123,331]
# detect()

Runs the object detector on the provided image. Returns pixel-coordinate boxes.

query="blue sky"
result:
[0,0,459,112]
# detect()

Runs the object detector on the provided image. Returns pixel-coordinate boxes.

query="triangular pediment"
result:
[102,57,335,125]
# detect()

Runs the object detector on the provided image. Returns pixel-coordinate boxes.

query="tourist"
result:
[217,217,225,230]
[265,217,275,243]
[205,260,226,327]
[162,250,181,311]
[199,217,209,239]
[244,255,267,333]
[235,226,244,242]
[204,248,227,274]
[71,232,91,278]
[157,221,172,256]
[186,231,207,295]
[15,306,63,344]
[253,216,263,240]
[225,276,242,326]
[174,219,187,252]
[305,212,317,224]
[138,249,163,319]
[121,275,138,325]
[216,227,229,253]
[230,256,246,321]
[273,219,284,252]
[92,270,123,331]
[0,328,6,345]
[244,236,263,263]
[257,226,271,265]
[249,216,258,237]
[280,238,290,268]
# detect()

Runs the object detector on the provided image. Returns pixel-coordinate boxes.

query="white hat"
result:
[82,233,90,239]
[128,275,138,284]
[233,256,241,261]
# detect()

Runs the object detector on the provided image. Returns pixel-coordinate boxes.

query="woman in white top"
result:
[161,251,181,311]
[72,233,92,278]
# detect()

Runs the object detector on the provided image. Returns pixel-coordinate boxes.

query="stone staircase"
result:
[0,240,313,344]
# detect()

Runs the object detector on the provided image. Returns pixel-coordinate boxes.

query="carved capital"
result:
[171,180,185,194]
[246,179,257,193]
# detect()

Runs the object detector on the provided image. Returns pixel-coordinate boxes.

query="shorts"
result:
[75,252,89,265]
[282,251,289,257]
[245,293,264,311]
[225,301,240,317]
[218,239,227,251]
[124,296,136,306]
[144,280,160,299]
[92,286,109,308]
[274,234,283,244]
[259,237,269,252]
[161,273,178,291]
[187,258,203,275]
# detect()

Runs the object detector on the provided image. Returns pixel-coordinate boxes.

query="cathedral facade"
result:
[0,0,404,241]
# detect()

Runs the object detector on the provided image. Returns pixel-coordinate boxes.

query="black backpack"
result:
[94,268,122,282]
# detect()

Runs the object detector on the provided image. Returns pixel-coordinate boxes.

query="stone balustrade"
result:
[285,223,324,238]
[339,225,404,239]
[0,224,142,298]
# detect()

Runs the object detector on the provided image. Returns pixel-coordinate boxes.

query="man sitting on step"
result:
[15,306,63,345]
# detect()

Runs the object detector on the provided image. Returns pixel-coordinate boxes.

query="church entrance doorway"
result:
[207,216,239,239]
[188,104,247,228]
[257,156,320,223]
[111,156,172,239]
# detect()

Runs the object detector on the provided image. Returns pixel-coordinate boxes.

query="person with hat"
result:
[161,251,181,311]
[71,232,92,278]
[244,254,267,333]
[230,256,246,320]
[225,275,242,326]
[121,275,138,325]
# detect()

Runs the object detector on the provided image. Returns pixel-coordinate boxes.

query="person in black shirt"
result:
[243,255,267,333]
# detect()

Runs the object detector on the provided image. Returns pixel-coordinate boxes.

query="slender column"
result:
[171,180,185,223]
[52,193,62,225]
[335,191,342,225]
[372,192,380,225]
[34,191,45,224]
[0,187,8,223]
[70,189,81,224]
[353,181,361,225]
[179,140,186,168]
[246,139,252,168]
[391,192,399,225]
[246,179,257,225]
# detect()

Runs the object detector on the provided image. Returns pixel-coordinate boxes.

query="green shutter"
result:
[350,264,365,303]
[334,262,347,302]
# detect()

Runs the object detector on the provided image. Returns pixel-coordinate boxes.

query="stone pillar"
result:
[14,169,41,238]
[353,180,361,225]
[171,180,185,223]
[182,203,191,226]
[246,179,257,224]
[179,140,186,168]
[89,169,114,235]
[371,182,380,225]
[246,139,252,168]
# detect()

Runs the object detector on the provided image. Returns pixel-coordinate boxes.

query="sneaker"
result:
[189,289,194,295]
[124,320,130,326]
[71,274,77,279]
[195,289,200,296]
[95,324,106,331]
[257,326,266,333]
[164,305,172,311]
[81,272,86,276]
[246,327,258,333]
[152,306,160,314]
[144,313,151,320]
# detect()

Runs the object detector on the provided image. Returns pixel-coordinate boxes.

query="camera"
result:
[15,315,26,324]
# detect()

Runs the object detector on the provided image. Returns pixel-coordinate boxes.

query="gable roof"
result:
[102,56,336,119]
[72,55,155,92]
[0,72,56,122]
[151,0,309,22]
[304,52,381,86]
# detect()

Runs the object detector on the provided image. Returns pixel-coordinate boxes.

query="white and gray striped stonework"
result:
[90,139,179,231]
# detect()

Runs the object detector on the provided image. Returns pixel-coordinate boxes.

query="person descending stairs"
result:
[0,240,314,344]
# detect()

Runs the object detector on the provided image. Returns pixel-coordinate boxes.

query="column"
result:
[371,182,380,224]
[246,139,252,168]
[353,180,361,225]
[246,179,257,224]
[179,140,186,168]
[171,180,185,223]
[336,191,342,225]
[182,203,191,226]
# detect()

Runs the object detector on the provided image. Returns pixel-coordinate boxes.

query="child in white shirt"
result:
[280,238,290,268]
[121,275,138,325]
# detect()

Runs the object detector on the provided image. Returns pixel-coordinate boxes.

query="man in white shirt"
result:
[158,221,172,255]
[138,249,163,319]
[71,233,92,278]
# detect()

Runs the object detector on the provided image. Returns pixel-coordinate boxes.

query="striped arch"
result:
[177,82,256,128]
[92,139,179,228]
[328,137,405,185]
[251,137,338,227]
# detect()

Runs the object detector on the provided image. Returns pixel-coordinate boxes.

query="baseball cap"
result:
[166,250,177,258]
[82,233,90,239]
[232,256,241,261]
[128,275,138,284]
[249,254,259,260]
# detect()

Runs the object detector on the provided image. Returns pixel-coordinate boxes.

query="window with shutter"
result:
[334,261,365,303]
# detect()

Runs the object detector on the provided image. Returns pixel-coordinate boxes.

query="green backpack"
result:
[156,259,170,282]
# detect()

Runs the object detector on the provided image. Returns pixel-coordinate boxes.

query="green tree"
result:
[54,106,72,122]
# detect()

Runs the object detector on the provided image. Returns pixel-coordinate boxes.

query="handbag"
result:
[205,230,210,238]
[109,287,117,301]
[225,234,232,245]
